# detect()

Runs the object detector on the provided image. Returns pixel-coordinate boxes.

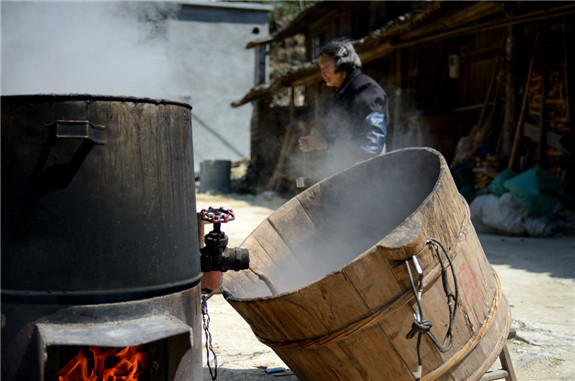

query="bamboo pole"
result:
[508,52,536,169]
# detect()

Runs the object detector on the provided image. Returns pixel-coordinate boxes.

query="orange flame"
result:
[59,346,149,381]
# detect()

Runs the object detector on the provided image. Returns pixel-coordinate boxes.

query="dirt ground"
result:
[195,191,575,381]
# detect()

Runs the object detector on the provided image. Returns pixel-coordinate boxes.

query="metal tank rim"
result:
[1,93,192,110]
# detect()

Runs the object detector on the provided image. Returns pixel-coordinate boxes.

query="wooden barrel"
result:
[221,147,511,381]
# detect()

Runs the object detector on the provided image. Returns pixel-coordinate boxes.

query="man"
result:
[299,39,389,177]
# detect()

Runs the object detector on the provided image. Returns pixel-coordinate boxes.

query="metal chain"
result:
[201,290,218,380]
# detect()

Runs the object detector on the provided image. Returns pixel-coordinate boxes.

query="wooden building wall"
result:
[248,3,573,200]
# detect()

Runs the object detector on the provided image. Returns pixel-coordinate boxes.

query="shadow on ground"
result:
[479,233,575,279]
[203,367,298,380]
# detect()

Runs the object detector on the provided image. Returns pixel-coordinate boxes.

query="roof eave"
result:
[232,1,575,108]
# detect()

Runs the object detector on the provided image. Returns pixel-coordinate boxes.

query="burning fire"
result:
[59,346,149,381]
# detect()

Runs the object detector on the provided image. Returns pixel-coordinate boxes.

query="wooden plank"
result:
[302,344,367,380]
[423,278,510,381]
[418,273,477,365]
[242,234,279,270]
[376,211,428,261]
[248,218,311,291]
[380,302,447,379]
[523,122,568,152]
[248,219,298,264]
[499,344,518,381]
[454,226,500,327]
[266,197,320,255]
[335,324,412,379]
[226,300,292,343]
[268,195,367,288]
[220,270,263,300]
[452,318,510,380]
[297,270,371,332]
[480,370,510,381]
[221,237,281,298]
[276,345,358,381]
[228,291,331,344]
[246,235,310,297]
[256,213,337,292]
[342,246,404,311]
[423,177,467,247]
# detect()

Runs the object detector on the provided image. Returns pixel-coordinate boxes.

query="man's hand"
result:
[298,136,328,152]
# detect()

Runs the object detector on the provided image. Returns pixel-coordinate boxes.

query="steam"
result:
[234,150,440,298]
[1,1,182,100]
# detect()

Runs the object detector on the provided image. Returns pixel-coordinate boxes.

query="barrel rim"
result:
[0,93,192,110]
[223,147,446,302]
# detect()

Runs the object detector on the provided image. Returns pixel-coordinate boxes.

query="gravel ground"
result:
[196,191,575,381]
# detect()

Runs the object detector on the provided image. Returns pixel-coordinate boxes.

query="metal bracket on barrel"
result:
[50,120,107,145]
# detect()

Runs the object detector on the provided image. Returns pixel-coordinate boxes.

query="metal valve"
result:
[201,206,235,224]
[200,207,249,272]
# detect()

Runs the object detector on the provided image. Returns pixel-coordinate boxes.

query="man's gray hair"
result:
[319,39,362,73]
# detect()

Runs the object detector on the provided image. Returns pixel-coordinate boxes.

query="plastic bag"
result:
[470,193,527,235]
[488,168,517,197]
[503,167,567,217]
[470,193,566,237]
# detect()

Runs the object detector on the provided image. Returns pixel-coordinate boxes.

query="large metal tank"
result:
[1,94,200,302]
[2,94,204,381]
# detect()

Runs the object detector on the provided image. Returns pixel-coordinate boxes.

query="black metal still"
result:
[1,94,201,302]
[1,94,203,381]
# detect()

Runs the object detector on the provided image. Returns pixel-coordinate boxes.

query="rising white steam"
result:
[1,1,181,99]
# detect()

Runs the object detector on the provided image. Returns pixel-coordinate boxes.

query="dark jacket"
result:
[322,68,389,170]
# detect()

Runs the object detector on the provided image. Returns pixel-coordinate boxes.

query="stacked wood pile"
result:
[525,65,569,179]
[266,125,299,193]
[266,120,310,195]
[473,154,505,192]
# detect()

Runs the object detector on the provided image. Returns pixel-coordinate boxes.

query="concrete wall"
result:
[1,0,271,172]
[171,2,271,171]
